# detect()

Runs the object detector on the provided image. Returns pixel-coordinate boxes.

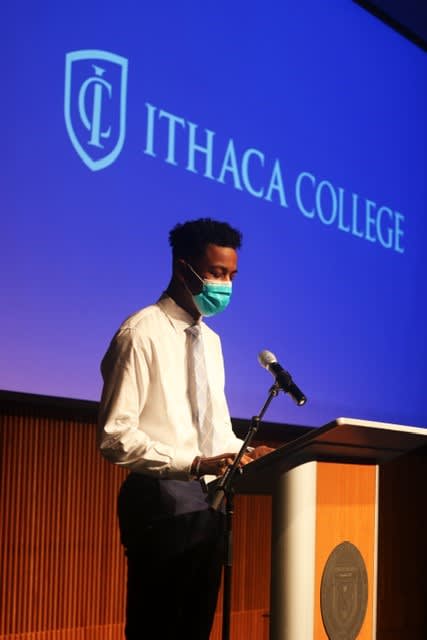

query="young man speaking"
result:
[98,218,271,639]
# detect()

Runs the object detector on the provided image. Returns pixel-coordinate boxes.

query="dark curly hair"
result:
[169,218,242,261]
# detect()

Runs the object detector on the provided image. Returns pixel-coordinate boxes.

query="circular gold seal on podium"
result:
[320,541,368,640]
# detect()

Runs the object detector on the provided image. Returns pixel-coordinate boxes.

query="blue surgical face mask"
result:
[185,263,232,317]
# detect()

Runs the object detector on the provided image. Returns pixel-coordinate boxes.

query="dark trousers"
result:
[118,474,225,640]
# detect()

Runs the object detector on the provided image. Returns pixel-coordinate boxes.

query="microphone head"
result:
[258,350,277,369]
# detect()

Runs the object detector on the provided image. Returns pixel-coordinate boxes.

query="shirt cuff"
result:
[168,449,196,479]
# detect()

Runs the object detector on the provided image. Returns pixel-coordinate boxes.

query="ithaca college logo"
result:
[64,50,128,170]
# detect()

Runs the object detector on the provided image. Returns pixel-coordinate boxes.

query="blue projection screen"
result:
[3,1,427,428]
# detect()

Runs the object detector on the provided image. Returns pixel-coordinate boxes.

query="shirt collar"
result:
[157,293,202,333]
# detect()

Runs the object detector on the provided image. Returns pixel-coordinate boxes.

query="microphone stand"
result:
[210,382,280,640]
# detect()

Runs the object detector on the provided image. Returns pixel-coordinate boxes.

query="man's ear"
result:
[174,258,187,282]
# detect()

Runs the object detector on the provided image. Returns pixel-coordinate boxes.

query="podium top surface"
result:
[233,417,427,495]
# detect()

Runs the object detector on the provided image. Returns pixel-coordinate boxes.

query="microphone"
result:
[258,350,307,406]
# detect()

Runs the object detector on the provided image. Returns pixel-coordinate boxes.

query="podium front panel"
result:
[270,461,377,640]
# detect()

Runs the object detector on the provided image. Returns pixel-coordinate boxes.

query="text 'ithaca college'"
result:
[142,102,405,253]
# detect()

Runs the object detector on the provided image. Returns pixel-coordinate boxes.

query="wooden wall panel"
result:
[0,412,127,638]
[1,626,123,640]
[211,494,271,639]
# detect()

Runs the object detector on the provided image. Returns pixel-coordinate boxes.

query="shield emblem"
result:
[64,50,128,171]
[332,569,358,626]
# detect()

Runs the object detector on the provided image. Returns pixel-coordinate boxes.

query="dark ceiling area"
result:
[355,0,427,51]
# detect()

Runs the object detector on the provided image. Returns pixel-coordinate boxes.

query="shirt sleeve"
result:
[97,328,194,479]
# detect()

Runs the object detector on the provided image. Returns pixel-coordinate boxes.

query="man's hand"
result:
[192,452,252,477]
[247,445,275,460]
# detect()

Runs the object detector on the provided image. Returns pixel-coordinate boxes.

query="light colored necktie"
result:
[186,323,214,456]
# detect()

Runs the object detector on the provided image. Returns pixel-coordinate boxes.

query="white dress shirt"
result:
[97,295,243,480]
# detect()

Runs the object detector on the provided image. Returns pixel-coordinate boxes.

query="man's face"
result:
[188,243,238,294]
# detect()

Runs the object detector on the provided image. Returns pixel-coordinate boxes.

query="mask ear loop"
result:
[185,262,204,285]
[179,262,204,301]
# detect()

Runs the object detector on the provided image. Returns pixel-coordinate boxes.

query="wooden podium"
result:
[233,418,427,640]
